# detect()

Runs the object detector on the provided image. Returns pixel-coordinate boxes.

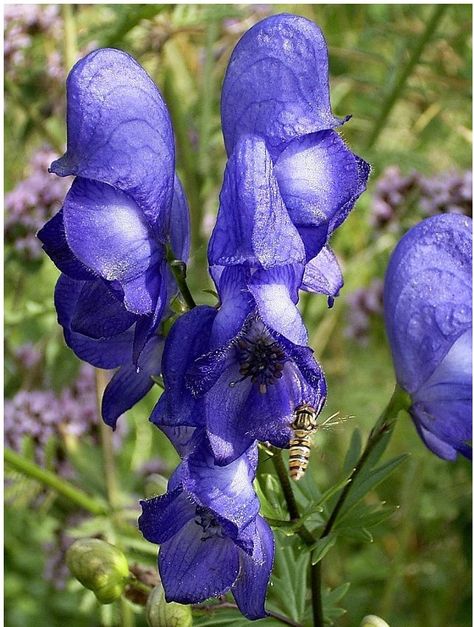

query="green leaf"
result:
[310,535,337,565]
[268,535,309,622]
[255,473,286,519]
[336,454,409,524]
[343,428,363,474]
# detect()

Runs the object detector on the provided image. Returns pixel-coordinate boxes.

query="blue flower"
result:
[384,214,472,460]
[153,267,327,465]
[38,48,190,357]
[138,434,274,620]
[37,48,190,425]
[217,14,370,299]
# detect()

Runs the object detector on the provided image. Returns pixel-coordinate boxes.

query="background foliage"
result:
[4,4,472,627]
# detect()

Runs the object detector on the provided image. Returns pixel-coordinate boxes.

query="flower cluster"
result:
[345,279,384,343]
[371,165,472,231]
[39,13,369,619]
[384,214,472,461]
[5,147,69,262]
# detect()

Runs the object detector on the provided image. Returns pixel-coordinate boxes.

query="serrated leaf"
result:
[310,535,337,565]
[268,535,309,621]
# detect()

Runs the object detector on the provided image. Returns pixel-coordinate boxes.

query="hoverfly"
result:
[289,405,349,481]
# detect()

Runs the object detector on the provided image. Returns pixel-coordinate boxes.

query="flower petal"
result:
[184,442,260,530]
[170,175,191,262]
[232,516,275,620]
[302,246,343,303]
[50,48,174,232]
[274,130,369,259]
[139,488,195,544]
[160,306,217,425]
[62,177,163,315]
[208,135,305,269]
[384,214,472,394]
[159,519,239,604]
[221,14,345,159]
[101,335,164,428]
[55,274,134,368]
[206,363,255,465]
[210,266,253,349]
[37,209,93,280]
[248,265,308,346]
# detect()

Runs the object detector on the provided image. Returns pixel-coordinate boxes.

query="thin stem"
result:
[271,449,323,627]
[170,260,197,309]
[321,384,410,539]
[4,447,108,515]
[62,4,78,71]
[365,4,447,148]
[95,369,121,511]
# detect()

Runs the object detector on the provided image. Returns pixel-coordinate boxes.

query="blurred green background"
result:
[4,4,472,627]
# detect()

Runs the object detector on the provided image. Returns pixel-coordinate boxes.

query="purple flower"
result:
[37,48,190,423]
[384,214,472,460]
[217,13,370,294]
[139,434,274,619]
[153,268,327,465]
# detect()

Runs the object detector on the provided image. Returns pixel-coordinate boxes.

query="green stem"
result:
[321,384,410,539]
[62,4,78,71]
[4,447,108,515]
[198,17,218,176]
[170,260,197,309]
[365,4,447,149]
[271,449,323,627]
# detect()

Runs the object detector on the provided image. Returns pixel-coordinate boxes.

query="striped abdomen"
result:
[289,429,312,481]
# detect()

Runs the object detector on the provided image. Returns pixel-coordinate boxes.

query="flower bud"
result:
[146,584,192,627]
[361,615,390,627]
[66,538,129,604]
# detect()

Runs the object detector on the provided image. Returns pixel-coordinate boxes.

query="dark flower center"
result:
[233,322,287,394]
[194,506,224,541]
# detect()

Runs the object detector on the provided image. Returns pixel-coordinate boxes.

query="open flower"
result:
[38,48,190,362]
[218,14,369,298]
[384,214,472,460]
[153,266,326,465]
[138,434,274,620]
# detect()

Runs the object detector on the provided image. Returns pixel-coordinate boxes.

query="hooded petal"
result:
[159,519,240,604]
[248,265,307,346]
[232,516,275,620]
[62,177,164,315]
[384,214,472,394]
[158,306,217,425]
[54,274,134,368]
[183,441,260,530]
[301,246,343,303]
[208,135,305,269]
[221,14,345,159]
[274,131,369,259]
[101,335,164,428]
[139,487,195,544]
[50,48,174,233]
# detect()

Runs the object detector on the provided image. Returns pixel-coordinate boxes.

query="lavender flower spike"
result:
[384,214,472,460]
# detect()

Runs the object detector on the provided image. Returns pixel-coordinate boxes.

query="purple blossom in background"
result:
[345,279,384,343]
[371,166,419,230]
[384,214,472,461]
[5,147,68,261]
[139,433,274,619]
[419,170,472,217]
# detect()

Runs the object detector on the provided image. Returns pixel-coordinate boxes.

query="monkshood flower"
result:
[139,432,274,620]
[153,267,327,465]
[38,48,190,425]
[384,214,472,460]
[217,13,370,298]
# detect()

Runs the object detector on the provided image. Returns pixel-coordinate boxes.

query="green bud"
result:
[144,473,169,499]
[146,584,193,627]
[66,538,129,604]
[361,615,390,627]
